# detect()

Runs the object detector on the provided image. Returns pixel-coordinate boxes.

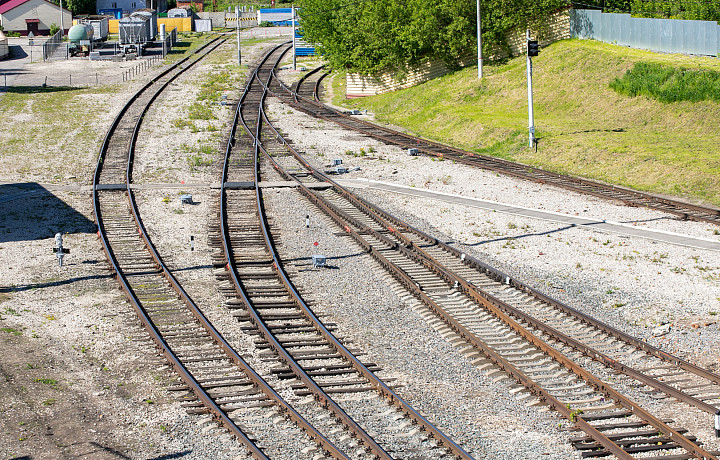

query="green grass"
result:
[1,327,22,336]
[0,86,116,181]
[610,62,720,103]
[188,102,217,120]
[335,39,720,206]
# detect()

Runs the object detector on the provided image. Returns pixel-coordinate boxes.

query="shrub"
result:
[610,62,720,103]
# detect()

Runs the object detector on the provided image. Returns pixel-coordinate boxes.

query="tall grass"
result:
[610,62,720,103]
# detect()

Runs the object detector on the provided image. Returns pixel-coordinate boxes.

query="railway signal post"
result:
[476,0,483,79]
[291,4,297,70]
[526,29,540,149]
[235,6,241,65]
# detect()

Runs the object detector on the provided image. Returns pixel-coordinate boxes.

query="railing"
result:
[42,30,63,61]
[121,54,164,82]
[161,27,177,57]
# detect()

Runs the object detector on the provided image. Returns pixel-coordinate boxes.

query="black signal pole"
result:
[526,30,540,149]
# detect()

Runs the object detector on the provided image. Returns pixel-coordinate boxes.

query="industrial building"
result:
[95,0,167,16]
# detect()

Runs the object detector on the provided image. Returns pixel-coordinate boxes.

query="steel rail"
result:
[92,36,270,459]
[282,69,720,226]
[319,181,720,395]
[258,152,636,459]
[256,122,474,459]
[257,95,719,458]
[271,150,717,460]
[282,65,720,428]
[250,46,474,458]
[297,173,720,426]
[220,43,382,460]
[292,64,325,102]
[287,160,720,420]
[119,39,349,460]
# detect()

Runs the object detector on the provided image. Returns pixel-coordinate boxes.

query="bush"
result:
[610,62,720,103]
[49,23,60,36]
[259,21,273,27]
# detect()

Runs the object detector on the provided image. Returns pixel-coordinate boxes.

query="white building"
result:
[95,0,167,16]
[0,0,71,36]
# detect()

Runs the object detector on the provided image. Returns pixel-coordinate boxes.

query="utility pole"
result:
[235,5,241,65]
[476,0,482,79]
[291,4,296,70]
[59,0,64,37]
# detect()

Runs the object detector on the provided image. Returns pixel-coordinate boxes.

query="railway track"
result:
[244,52,720,458]
[212,42,474,459]
[274,67,720,226]
[93,38,356,459]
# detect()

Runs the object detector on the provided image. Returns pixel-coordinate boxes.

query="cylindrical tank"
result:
[67,24,94,43]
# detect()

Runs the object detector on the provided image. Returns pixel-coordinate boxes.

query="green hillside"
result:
[336,39,720,207]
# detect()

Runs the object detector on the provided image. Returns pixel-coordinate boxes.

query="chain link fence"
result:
[42,30,63,61]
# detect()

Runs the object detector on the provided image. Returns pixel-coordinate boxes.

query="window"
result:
[111,2,117,7]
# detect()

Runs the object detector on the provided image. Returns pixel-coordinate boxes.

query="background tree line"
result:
[298,0,569,75]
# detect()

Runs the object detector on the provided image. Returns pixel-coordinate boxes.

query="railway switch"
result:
[331,159,343,166]
[180,194,193,204]
[306,214,310,228]
[312,254,326,268]
[407,148,419,156]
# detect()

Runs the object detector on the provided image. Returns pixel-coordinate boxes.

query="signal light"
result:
[528,40,540,57]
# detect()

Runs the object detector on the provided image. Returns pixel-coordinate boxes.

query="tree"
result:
[47,0,95,15]
[298,0,569,74]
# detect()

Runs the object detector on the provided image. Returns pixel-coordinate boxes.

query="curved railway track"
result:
[244,54,720,458]
[213,42,474,459]
[89,34,720,458]
[277,67,720,226]
[92,37,354,459]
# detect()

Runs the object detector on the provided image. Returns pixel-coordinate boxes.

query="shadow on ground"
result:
[0,183,95,243]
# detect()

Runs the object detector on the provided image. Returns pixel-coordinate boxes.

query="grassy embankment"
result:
[333,39,720,206]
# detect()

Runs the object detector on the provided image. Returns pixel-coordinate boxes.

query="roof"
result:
[0,0,71,15]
